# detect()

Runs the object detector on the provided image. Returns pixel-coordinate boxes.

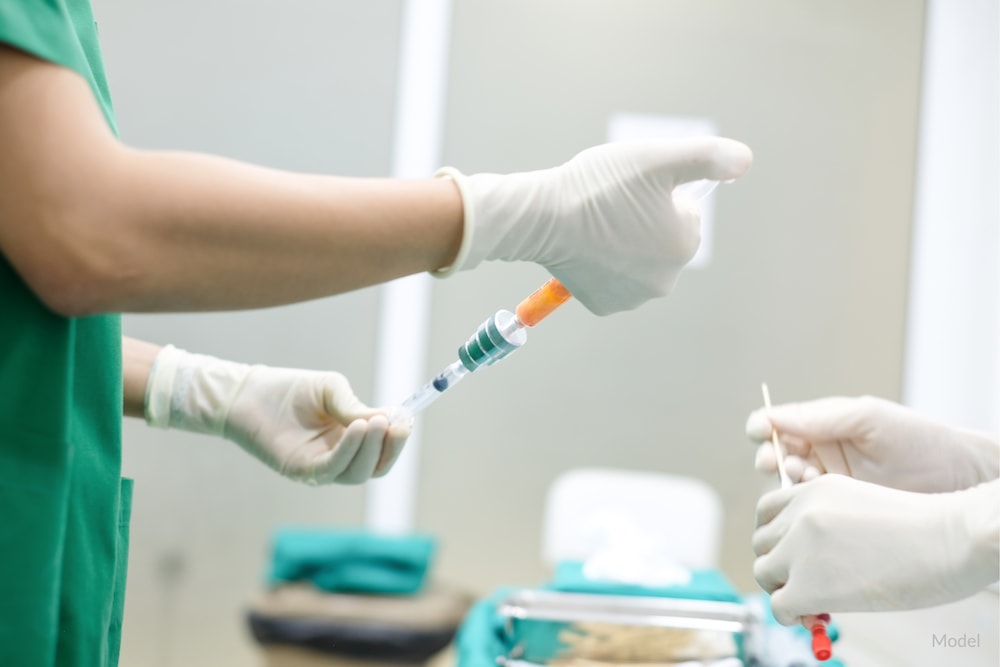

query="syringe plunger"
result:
[457,310,526,372]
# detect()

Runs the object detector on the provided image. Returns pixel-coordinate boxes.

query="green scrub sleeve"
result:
[0,0,117,130]
[0,1,90,75]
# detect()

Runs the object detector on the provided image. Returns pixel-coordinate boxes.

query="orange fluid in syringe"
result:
[515,278,572,326]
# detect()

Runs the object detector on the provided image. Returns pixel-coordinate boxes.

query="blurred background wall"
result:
[89,1,997,665]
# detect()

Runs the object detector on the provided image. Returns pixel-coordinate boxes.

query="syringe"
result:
[400,278,572,416]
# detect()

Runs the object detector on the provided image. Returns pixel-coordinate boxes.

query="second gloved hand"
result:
[754,475,1000,624]
[145,345,410,485]
[435,137,752,316]
[747,396,999,493]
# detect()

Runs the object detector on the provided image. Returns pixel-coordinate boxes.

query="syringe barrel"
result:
[400,361,468,415]
[400,382,442,415]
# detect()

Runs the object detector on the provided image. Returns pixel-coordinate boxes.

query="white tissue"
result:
[580,511,692,588]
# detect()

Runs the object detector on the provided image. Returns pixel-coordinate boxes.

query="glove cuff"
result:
[144,345,251,436]
[431,167,477,277]
[145,344,184,429]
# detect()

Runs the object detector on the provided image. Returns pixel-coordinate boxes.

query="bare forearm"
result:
[0,46,463,315]
[98,151,462,311]
[123,337,161,418]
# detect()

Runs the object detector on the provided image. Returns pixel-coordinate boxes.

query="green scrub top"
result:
[0,2,130,666]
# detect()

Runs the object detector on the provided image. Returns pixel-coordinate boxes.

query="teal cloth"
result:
[550,560,744,603]
[455,589,516,667]
[269,528,436,595]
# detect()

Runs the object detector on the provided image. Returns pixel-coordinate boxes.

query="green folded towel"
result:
[455,588,516,667]
[269,528,436,595]
[549,560,743,603]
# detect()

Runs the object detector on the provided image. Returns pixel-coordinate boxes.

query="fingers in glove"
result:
[770,575,830,627]
[755,443,778,473]
[754,485,801,560]
[769,586,804,626]
[752,507,790,557]
[747,411,814,454]
[752,396,872,443]
[647,136,753,186]
[308,419,368,484]
[373,422,411,478]
[757,443,810,483]
[783,455,809,482]
[661,200,701,266]
[747,414,809,462]
[746,409,775,443]
[321,372,378,422]
[335,416,389,485]
[753,549,788,597]
[780,434,815,457]
[809,439,853,477]
[748,415,799,450]
[756,486,796,527]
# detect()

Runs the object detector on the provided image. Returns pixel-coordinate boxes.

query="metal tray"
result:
[496,590,755,665]
[498,589,753,634]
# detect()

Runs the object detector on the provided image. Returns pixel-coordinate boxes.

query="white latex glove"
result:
[746,396,999,493]
[434,137,752,316]
[145,345,411,485]
[754,475,1000,624]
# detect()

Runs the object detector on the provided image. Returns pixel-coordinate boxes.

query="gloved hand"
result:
[434,137,753,316]
[746,396,999,493]
[754,475,1000,624]
[145,345,410,485]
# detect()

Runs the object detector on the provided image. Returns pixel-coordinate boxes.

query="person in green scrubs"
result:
[0,2,752,665]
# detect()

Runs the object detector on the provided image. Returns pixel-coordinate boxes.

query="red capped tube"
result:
[810,615,833,661]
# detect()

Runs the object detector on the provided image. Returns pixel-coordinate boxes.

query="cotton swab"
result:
[760,382,791,489]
